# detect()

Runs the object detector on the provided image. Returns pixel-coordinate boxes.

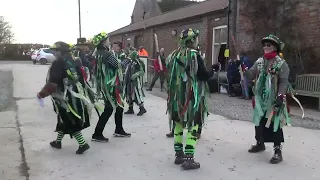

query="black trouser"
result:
[227,72,240,95]
[94,105,124,135]
[149,71,165,89]
[255,118,284,146]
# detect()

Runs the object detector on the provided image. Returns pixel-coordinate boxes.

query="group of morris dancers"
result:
[36,29,302,170]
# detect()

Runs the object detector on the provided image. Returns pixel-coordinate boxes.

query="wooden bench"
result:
[294,74,320,110]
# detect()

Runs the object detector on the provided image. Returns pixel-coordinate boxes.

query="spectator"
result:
[239,52,253,100]
[227,59,241,97]
[138,46,148,57]
[146,48,166,91]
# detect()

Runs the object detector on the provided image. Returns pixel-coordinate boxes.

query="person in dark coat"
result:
[37,41,91,154]
[73,38,93,71]
[227,59,241,97]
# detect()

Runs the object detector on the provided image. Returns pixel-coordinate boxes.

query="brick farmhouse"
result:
[109,0,320,74]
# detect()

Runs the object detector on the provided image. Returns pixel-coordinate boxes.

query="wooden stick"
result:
[154,34,163,71]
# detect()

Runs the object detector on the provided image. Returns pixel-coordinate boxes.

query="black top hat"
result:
[76,38,88,45]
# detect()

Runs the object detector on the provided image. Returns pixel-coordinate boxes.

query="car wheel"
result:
[40,58,47,65]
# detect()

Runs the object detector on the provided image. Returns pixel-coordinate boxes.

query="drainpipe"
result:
[225,0,231,70]
[227,0,231,51]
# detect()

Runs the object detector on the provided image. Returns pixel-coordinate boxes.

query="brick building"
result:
[109,0,230,69]
[110,0,320,74]
[237,0,320,75]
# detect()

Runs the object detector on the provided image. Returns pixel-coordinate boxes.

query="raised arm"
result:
[38,60,65,98]
[101,51,120,69]
[244,60,258,81]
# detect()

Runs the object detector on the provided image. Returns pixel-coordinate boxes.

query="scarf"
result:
[263,51,277,60]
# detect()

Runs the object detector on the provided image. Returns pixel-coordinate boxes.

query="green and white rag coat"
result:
[245,55,292,132]
[166,47,209,130]
[123,51,145,106]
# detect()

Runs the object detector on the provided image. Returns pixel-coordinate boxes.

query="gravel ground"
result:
[0,70,14,112]
[149,88,320,130]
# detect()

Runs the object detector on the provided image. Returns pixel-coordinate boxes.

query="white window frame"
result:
[212,25,227,65]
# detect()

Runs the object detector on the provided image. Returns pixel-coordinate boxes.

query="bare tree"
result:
[0,16,14,44]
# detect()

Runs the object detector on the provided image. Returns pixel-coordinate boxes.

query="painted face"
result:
[263,42,276,54]
[112,44,121,52]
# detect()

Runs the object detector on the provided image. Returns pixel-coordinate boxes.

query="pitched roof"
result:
[110,0,228,35]
[157,0,199,13]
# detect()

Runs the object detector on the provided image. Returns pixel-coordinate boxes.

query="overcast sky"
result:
[0,0,136,44]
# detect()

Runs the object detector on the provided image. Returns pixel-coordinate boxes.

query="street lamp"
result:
[78,0,82,38]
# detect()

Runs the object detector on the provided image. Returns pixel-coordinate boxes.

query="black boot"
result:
[146,87,152,91]
[50,141,62,149]
[270,145,283,164]
[160,83,164,92]
[166,131,174,138]
[248,142,266,153]
[137,106,147,116]
[181,154,200,170]
[124,107,134,114]
[174,151,185,165]
[76,143,90,154]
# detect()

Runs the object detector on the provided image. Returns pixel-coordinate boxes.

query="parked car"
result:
[33,48,56,65]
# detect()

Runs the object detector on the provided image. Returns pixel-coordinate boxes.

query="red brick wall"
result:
[294,0,320,73]
[237,0,320,73]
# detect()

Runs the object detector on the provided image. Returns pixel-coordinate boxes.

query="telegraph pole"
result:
[78,0,82,38]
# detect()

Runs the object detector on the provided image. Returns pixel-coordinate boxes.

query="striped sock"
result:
[56,131,64,142]
[73,131,86,146]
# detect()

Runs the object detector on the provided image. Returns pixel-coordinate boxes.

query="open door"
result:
[218,44,227,71]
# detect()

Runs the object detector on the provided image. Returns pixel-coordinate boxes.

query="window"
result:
[212,25,227,66]
[43,49,53,54]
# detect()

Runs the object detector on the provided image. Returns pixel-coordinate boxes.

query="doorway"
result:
[212,25,227,71]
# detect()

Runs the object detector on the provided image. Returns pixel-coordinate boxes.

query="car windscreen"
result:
[43,49,54,54]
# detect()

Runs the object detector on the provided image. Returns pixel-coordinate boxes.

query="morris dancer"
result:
[123,51,147,116]
[91,32,131,142]
[112,41,126,61]
[37,41,91,154]
[112,41,131,75]
[245,35,301,164]
[166,29,209,170]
